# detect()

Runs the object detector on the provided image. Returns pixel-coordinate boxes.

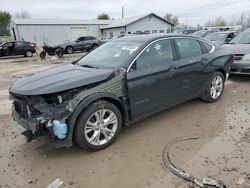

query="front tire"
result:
[202,71,225,103]
[39,51,46,59]
[66,46,74,54]
[74,100,122,151]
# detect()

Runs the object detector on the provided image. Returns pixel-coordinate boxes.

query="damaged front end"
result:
[9,88,80,146]
[9,67,128,149]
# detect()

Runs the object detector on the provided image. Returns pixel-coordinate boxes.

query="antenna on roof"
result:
[122,6,124,19]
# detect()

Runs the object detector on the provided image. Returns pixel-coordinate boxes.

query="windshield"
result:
[77,41,142,69]
[205,33,227,41]
[229,31,250,44]
[192,30,207,37]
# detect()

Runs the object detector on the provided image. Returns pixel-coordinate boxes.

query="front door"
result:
[126,39,181,119]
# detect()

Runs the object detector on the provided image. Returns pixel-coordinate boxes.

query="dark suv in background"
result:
[0,41,36,57]
[59,36,99,54]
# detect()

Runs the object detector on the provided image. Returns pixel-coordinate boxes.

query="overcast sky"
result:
[1,0,250,26]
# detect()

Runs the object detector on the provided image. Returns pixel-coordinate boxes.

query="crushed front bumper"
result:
[12,104,51,142]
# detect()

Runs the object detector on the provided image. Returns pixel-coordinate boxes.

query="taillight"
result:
[231,54,235,61]
[29,43,35,47]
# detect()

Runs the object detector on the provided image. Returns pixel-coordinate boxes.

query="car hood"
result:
[223,44,250,54]
[9,64,113,95]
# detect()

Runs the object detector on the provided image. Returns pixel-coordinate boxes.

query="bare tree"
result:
[214,17,227,27]
[15,10,31,19]
[164,13,179,26]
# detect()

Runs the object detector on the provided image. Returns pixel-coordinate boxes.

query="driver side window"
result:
[132,39,173,71]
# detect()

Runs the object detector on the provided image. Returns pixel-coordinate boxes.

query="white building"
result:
[10,13,174,46]
[101,13,174,38]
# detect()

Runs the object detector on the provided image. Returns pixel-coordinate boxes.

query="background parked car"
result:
[59,36,99,54]
[224,30,250,75]
[205,31,238,45]
[181,29,199,35]
[192,29,219,37]
[0,41,36,57]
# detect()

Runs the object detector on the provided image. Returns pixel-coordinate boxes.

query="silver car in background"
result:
[205,31,238,45]
[224,30,250,75]
[59,36,99,54]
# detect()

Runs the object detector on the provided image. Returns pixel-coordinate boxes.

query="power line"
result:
[177,0,247,17]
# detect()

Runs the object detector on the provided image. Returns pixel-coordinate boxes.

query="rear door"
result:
[126,39,182,118]
[173,38,212,99]
[84,37,95,50]
[14,42,26,55]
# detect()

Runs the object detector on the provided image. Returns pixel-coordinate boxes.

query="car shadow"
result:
[229,74,250,82]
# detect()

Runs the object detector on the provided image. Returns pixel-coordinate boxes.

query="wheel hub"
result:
[210,75,223,99]
[84,109,118,146]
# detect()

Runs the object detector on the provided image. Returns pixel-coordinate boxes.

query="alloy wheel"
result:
[84,109,118,146]
[210,75,223,99]
[67,47,73,54]
[26,51,32,57]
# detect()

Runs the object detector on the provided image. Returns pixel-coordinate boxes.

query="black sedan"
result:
[9,34,233,150]
[224,30,250,75]
[0,41,36,57]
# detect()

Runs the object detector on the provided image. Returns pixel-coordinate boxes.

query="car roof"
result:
[208,31,237,34]
[113,33,203,42]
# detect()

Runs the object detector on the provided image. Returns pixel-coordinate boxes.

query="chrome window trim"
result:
[126,36,215,73]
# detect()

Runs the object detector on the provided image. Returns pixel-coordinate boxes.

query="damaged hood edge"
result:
[9,64,114,96]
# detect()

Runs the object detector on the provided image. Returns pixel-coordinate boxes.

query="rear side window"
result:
[15,42,25,47]
[85,37,95,40]
[202,42,212,53]
[175,38,202,59]
[78,37,85,41]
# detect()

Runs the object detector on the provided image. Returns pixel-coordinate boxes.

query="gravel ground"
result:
[0,55,249,188]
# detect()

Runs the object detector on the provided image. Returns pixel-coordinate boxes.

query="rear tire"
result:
[92,44,99,50]
[66,46,74,54]
[55,48,64,58]
[25,50,33,57]
[74,100,122,151]
[202,71,225,103]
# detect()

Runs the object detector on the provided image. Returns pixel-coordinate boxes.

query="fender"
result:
[64,69,128,147]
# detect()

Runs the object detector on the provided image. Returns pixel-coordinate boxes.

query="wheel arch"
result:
[216,68,226,79]
[65,45,74,51]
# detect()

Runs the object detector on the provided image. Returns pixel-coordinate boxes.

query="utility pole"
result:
[122,6,124,19]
